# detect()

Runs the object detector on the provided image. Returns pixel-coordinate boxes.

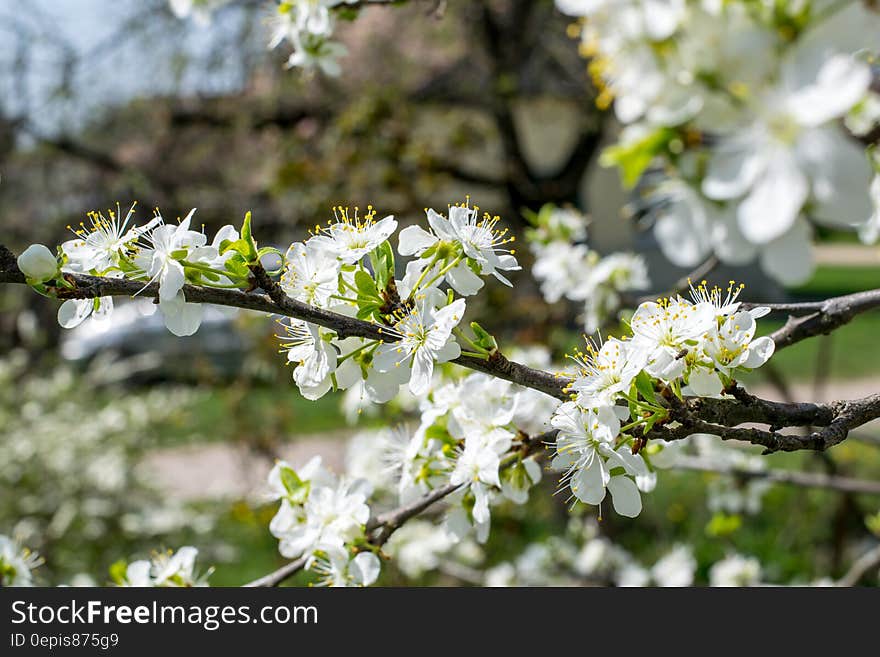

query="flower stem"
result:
[406,253,442,301]
[453,327,488,354]
[420,255,464,292]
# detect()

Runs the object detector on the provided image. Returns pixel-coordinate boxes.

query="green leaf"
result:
[628,396,639,422]
[224,253,250,279]
[600,127,675,188]
[226,210,258,262]
[635,371,657,405]
[356,304,380,320]
[368,241,395,291]
[706,513,742,537]
[470,321,498,352]
[279,465,310,505]
[354,270,379,298]
[109,560,128,585]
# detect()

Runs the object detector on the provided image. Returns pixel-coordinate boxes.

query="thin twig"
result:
[743,289,880,350]
[837,544,880,587]
[242,556,308,588]
[669,456,880,496]
[0,248,572,400]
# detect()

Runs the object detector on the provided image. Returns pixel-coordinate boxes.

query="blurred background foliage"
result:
[0,0,878,586]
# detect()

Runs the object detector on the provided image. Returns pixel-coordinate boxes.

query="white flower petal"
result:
[687,368,724,397]
[571,457,607,505]
[434,339,461,364]
[446,261,484,296]
[743,336,775,369]
[703,138,765,201]
[57,299,93,329]
[737,149,807,244]
[18,244,58,281]
[798,128,874,229]
[160,292,204,336]
[654,192,712,267]
[409,348,434,396]
[350,552,381,586]
[398,225,437,256]
[759,219,814,286]
[159,260,186,301]
[787,54,871,128]
[607,476,642,518]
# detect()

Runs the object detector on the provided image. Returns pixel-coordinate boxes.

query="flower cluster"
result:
[558,0,880,284]
[277,201,519,402]
[308,348,558,576]
[17,198,520,411]
[267,1,361,76]
[18,203,250,337]
[526,204,649,332]
[403,372,553,543]
[551,281,774,517]
[0,534,42,587]
[114,546,211,587]
[266,456,380,586]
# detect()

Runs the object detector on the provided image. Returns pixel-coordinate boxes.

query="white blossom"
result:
[710,553,762,587]
[17,244,58,282]
[307,206,397,264]
[449,430,512,526]
[120,546,209,587]
[402,205,520,287]
[275,478,371,560]
[702,52,873,244]
[551,402,647,517]
[373,293,465,395]
[0,535,41,586]
[651,544,696,587]
[568,338,646,408]
[61,203,155,275]
[280,319,339,400]
[311,547,380,587]
[630,297,715,382]
[281,241,341,308]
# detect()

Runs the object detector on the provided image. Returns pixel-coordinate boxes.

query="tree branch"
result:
[367,482,462,544]
[644,389,880,454]
[242,556,309,588]
[837,544,880,587]
[2,245,879,457]
[248,262,571,399]
[669,455,880,496]
[741,289,880,350]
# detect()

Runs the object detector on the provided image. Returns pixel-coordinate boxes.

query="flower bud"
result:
[17,244,58,282]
